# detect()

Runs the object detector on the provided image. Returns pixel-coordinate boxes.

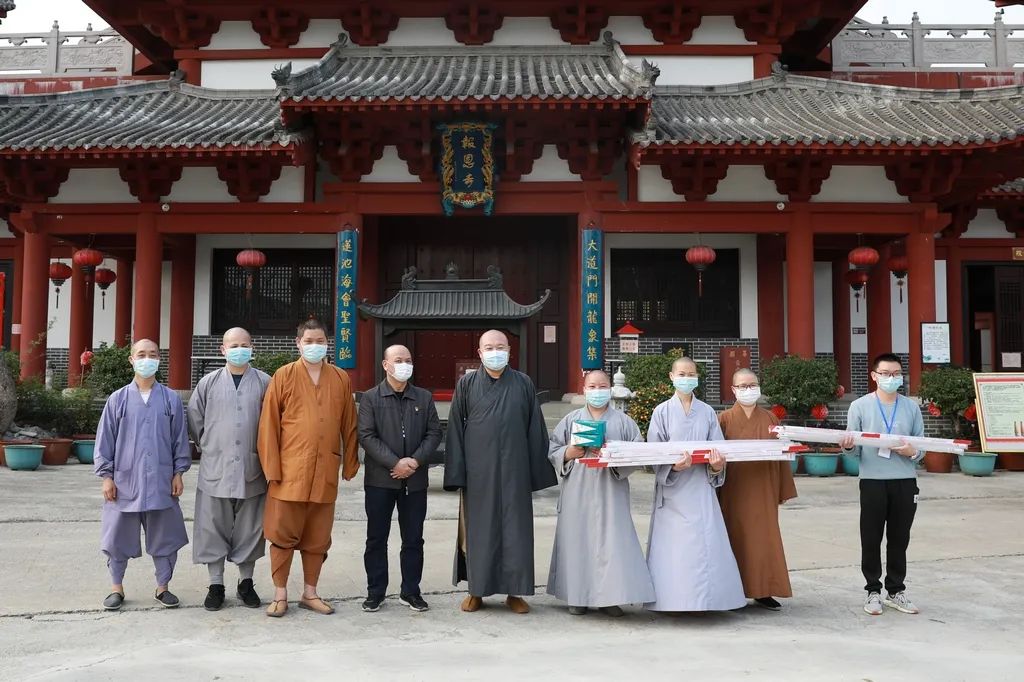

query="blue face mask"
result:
[133,357,159,379]
[481,350,509,371]
[301,344,328,364]
[877,375,903,394]
[224,346,252,367]
[672,376,699,395]
[585,388,612,408]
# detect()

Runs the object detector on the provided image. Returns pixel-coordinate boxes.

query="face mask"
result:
[481,350,509,371]
[877,375,903,394]
[224,347,252,367]
[735,387,761,406]
[301,344,328,364]
[390,362,414,382]
[672,376,699,395]
[585,388,612,409]
[133,357,159,379]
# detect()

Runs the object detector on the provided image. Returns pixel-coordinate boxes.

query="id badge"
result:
[877,448,891,459]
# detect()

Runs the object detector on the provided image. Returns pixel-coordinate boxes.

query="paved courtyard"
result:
[1,463,1021,681]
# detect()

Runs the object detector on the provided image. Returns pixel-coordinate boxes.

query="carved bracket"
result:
[340,2,400,47]
[118,160,183,203]
[642,3,702,44]
[995,205,1024,239]
[501,120,546,181]
[764,157,832,202]
[0,160,69,202]
[941,202,978,239]
[659,157,730,201]
[885,156,963,202]
[445,2,504,45]
[139,6,221,49]
[251,8,310,49]
[735,0,822,44]
[550,1,609,45]
[216,158,283,202]
[394,119,437,181]
[318,117,384,181]
[556,116,623,180]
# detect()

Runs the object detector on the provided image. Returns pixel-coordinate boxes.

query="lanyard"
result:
[876,395,899,434]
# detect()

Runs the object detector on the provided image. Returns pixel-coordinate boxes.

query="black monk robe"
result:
[443,367,556,597]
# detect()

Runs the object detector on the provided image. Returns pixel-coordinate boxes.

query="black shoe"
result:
[155,590,180,608]
[754,597,782,611]
[103,592,124,611]
[204,584,225,611]
[362,595,385,612]
[237,579,261,608]
[400,594,429,612]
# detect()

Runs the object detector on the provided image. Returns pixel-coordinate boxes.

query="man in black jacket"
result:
[357,344,442,613]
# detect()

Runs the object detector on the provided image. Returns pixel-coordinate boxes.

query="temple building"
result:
[1,1,1023,400]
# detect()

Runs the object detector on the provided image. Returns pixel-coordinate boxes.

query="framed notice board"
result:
[973,373,1024,453]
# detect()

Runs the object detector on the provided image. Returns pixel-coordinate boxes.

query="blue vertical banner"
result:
[335,230,358,368]
[581,228,603,370]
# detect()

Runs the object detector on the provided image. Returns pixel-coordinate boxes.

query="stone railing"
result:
[832,12,1024,70]
[0,22,133,77]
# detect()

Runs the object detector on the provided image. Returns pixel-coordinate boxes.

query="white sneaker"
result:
[863,591,883,616]
[883,591,920,614]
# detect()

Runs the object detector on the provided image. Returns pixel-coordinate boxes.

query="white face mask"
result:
[735,387,761,406]
[480,350,509,371]
[389,362,413,382]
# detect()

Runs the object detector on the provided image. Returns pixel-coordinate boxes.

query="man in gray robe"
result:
[443,329,556,614]
[547,370,655,616]
[188,327,271,611]
[95,338,191,610]
[645,357,746,612]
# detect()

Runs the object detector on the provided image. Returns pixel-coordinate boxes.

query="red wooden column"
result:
[866,244,892,390]
[10,235,23,353]
[756,234,785,368]
[169,236,195,389]
[67,251,96,387]
[785,211,815,358]
[831,257,852,393]
[19,230,49,379]
[178,58,201,85]
[133,212,163,344]
[945,246,964,366]
[907,230,937,394]
[114,259,133,347]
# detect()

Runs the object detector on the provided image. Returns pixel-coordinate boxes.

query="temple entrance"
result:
[966,263,1024,372]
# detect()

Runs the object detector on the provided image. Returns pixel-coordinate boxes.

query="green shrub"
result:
[622,347,706,436]
[85,343,136,396]
[14,381,101,437]
[918,366,976,438]
[252,351,297,377]
[0,349,19,380]
[760,356,839,419]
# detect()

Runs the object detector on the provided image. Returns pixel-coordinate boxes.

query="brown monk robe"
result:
[717,371,797,609]
[257,319,359,617]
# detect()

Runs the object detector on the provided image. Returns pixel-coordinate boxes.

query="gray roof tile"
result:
[277,33,656,104]
[638,70,1024,149]
[989,178,1024,193]
[0,77,298,154]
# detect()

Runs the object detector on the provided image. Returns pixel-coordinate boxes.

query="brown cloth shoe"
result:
[299,596,335,615]
[266,600,288,618]
[461,595,483,612]
[505,596,530,614]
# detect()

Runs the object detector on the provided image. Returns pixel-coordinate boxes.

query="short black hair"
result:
[872,353,902,371]
[296,318,329,338]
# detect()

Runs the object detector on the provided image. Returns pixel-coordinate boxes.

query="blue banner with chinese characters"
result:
[438,122,497,216]
[335,230,358,368]
[581,228,603,370]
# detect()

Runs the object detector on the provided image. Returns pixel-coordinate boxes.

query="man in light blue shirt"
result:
[840,353,924,617]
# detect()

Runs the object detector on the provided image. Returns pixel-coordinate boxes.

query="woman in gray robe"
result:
[547,371,655,616]
[645,358,746,612]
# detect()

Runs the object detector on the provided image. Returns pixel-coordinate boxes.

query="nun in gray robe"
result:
[547,406,655,610]
[645,395,746,612]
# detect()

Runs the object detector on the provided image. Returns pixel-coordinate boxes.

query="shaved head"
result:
[670,357,698,374]
[583,370,611,390]
[732,367,758,384]
[130,338,159,356]
[478,329,509,350]
[384,345,411,362]
[222,327,252,346]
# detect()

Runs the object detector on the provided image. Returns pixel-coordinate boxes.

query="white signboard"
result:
[620,338,639,354]
[921,322,950,364]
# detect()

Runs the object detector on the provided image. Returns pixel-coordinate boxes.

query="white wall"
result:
[689,16,754,45]
[813,262,834,353]
[0,218,11,238]
[362,147,418,182]
[708,165,785,202]
[52,169,137,204]
[602,233,758,338]
[205,21,264,49]
[961,208,1013,238]
[634,55,753,85]
[295,19,345,48]
[260,166,305,202]
[201,59,319,89]
[164,167,235,203]
[813,166,906,203]
[520,146,577,182]
[636,165,678,202]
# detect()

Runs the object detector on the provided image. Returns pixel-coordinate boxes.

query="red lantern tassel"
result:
[697,272,704,297]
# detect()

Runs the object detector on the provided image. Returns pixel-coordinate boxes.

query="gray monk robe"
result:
[443,368,556,597]
[547,407,655,608]
[188,367,271,569]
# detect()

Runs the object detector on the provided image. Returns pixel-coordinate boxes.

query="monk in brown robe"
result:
[257,319,359,617]
[718,367,797,610]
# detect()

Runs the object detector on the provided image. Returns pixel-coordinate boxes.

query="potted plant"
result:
[762,356,840,476]
[917,367,983,474]
[63,387,101,464]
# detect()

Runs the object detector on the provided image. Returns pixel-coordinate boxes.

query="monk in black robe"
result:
[444,329,556,614]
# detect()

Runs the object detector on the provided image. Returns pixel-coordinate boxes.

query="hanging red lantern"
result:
[848,245,880,271]
[94,268,117,310]
[846,269,869,312]
[811,404,829,421]
[236,248,267,300]
[48,262,73,309]
[685,245,716,297]
[72,248,105,284]
[963,404,977,422]
[888,255,909,303]
[770,404,788,420]
[927,402,942,417]
[835,384,846,399]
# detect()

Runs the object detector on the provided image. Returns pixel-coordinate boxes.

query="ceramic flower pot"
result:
[73,440,96,465]
[996,453,1024,471]
[0,439,34,468]
[790,456,799,475]
[957,452,996,477]
[803,453,839,477]
[841,452,860,476]
[923,451,954,474]
[40,438,74,466]
[5,444,45,471]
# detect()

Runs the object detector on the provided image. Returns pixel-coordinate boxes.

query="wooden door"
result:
[995,266,1024,370]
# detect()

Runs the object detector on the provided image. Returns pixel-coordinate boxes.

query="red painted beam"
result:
[169,236,196,389]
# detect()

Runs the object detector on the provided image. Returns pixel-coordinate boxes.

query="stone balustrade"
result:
[0,22,132,77]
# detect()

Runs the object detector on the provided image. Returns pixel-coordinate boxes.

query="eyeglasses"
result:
[874,371,903,378]
[481,345,510,352]
[733,384,759,390]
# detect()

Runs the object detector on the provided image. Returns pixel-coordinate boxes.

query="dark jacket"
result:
[357,379,442,491]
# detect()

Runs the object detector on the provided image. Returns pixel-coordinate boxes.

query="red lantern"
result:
[685,245,717,297]
[888,255,909,304]
[836,384,846,399]
[72,248,104,283]
[236,248,267,300]
[927,402,942,417]
[811,404,829,421]
[48,262,73,308]
[770,404,788,420]
[94,268,117,310]
[846,269,869,312]
[848,246,880,271]
[963,404,977,422]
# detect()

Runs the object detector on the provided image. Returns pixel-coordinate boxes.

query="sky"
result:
[2,0,1024,33]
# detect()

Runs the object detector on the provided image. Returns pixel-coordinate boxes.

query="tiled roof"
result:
[637,68,1024,149]
[275,33,657,104]
[989,178,1024,193]
[0,1,14,13]
[0,77,298,153]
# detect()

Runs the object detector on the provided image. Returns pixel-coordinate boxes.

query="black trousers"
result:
[859,478,918,594]
[364,485,427,598]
